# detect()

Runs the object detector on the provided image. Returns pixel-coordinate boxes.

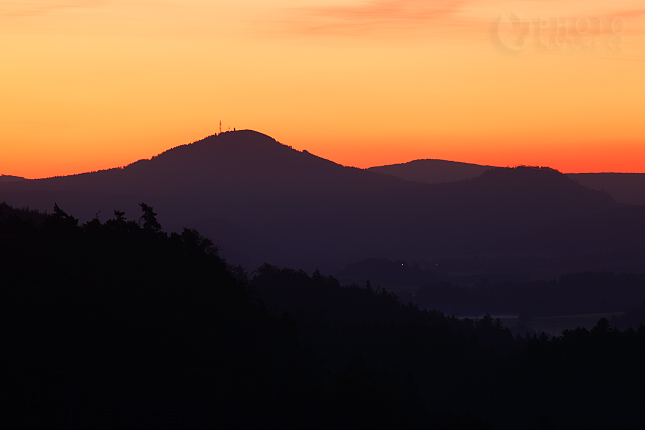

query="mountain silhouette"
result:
[283,166,618,265]
[185,215,279,269]
[0,131,632,272]
[368,160,645,206]
[524,203,645,256]
[168,166,618,270]
[568,173,645,205]
[368,159,495,184]
[0,130,414,196]
[0,175,25,183]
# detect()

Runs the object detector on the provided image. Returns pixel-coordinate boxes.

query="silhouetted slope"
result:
[6,203,645,429]
[368,159,495,184]
[0,175,25,182]
[251,264,645,430]
[194,166,618,269]
[2,203,331,429]
[0,130,415,196]
[185,215,278,268]
[0,132,625,272]
[0,162,621,271]
[463,167,616,220]
[568,173,645,205]
[0,201,48,225]
[369,163,645,206]
[524,204,645,255]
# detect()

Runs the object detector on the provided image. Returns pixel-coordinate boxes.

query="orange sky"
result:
[1,0,644,178]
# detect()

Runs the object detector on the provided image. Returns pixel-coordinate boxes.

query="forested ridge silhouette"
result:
[612,300,645,331]
[566,173,645,205]
[0,174,26,183]
[334,256,645,315]
[3,131,644,273]
[368,159,494,184]
[369,160,645,205]
[3,203,645,429]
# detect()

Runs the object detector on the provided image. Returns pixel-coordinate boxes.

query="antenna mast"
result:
[219,120,222,134]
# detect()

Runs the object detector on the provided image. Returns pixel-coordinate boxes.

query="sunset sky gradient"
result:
[1,0,644,178]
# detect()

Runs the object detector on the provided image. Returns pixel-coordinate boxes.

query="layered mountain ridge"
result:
[0,130,641,273]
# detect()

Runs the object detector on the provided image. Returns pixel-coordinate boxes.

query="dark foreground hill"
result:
[0,131,636,272]
[3,203,645,429]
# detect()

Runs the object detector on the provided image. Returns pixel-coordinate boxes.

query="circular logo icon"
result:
[496,14,534,51]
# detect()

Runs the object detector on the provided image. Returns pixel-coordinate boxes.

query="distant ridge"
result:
[0,130,415,196]
[567,173,645,205]
[368,159,644,205]
[368,159,495,184]
[0,130,636,272]
[0,175,26,183]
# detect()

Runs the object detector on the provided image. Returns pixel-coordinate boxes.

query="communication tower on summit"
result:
[219,120,222,134]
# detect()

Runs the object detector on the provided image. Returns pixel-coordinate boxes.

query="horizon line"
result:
[3,130,645,179]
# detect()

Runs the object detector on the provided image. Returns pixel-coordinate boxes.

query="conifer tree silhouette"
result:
[139,202,162,233]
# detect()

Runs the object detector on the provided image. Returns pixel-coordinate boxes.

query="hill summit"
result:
[0,130,631,271]
[369,159,494,184]
[0,130,413,196]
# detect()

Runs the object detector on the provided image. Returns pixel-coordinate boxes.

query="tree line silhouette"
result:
[2,202,645,429]
[337,256,645,318]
